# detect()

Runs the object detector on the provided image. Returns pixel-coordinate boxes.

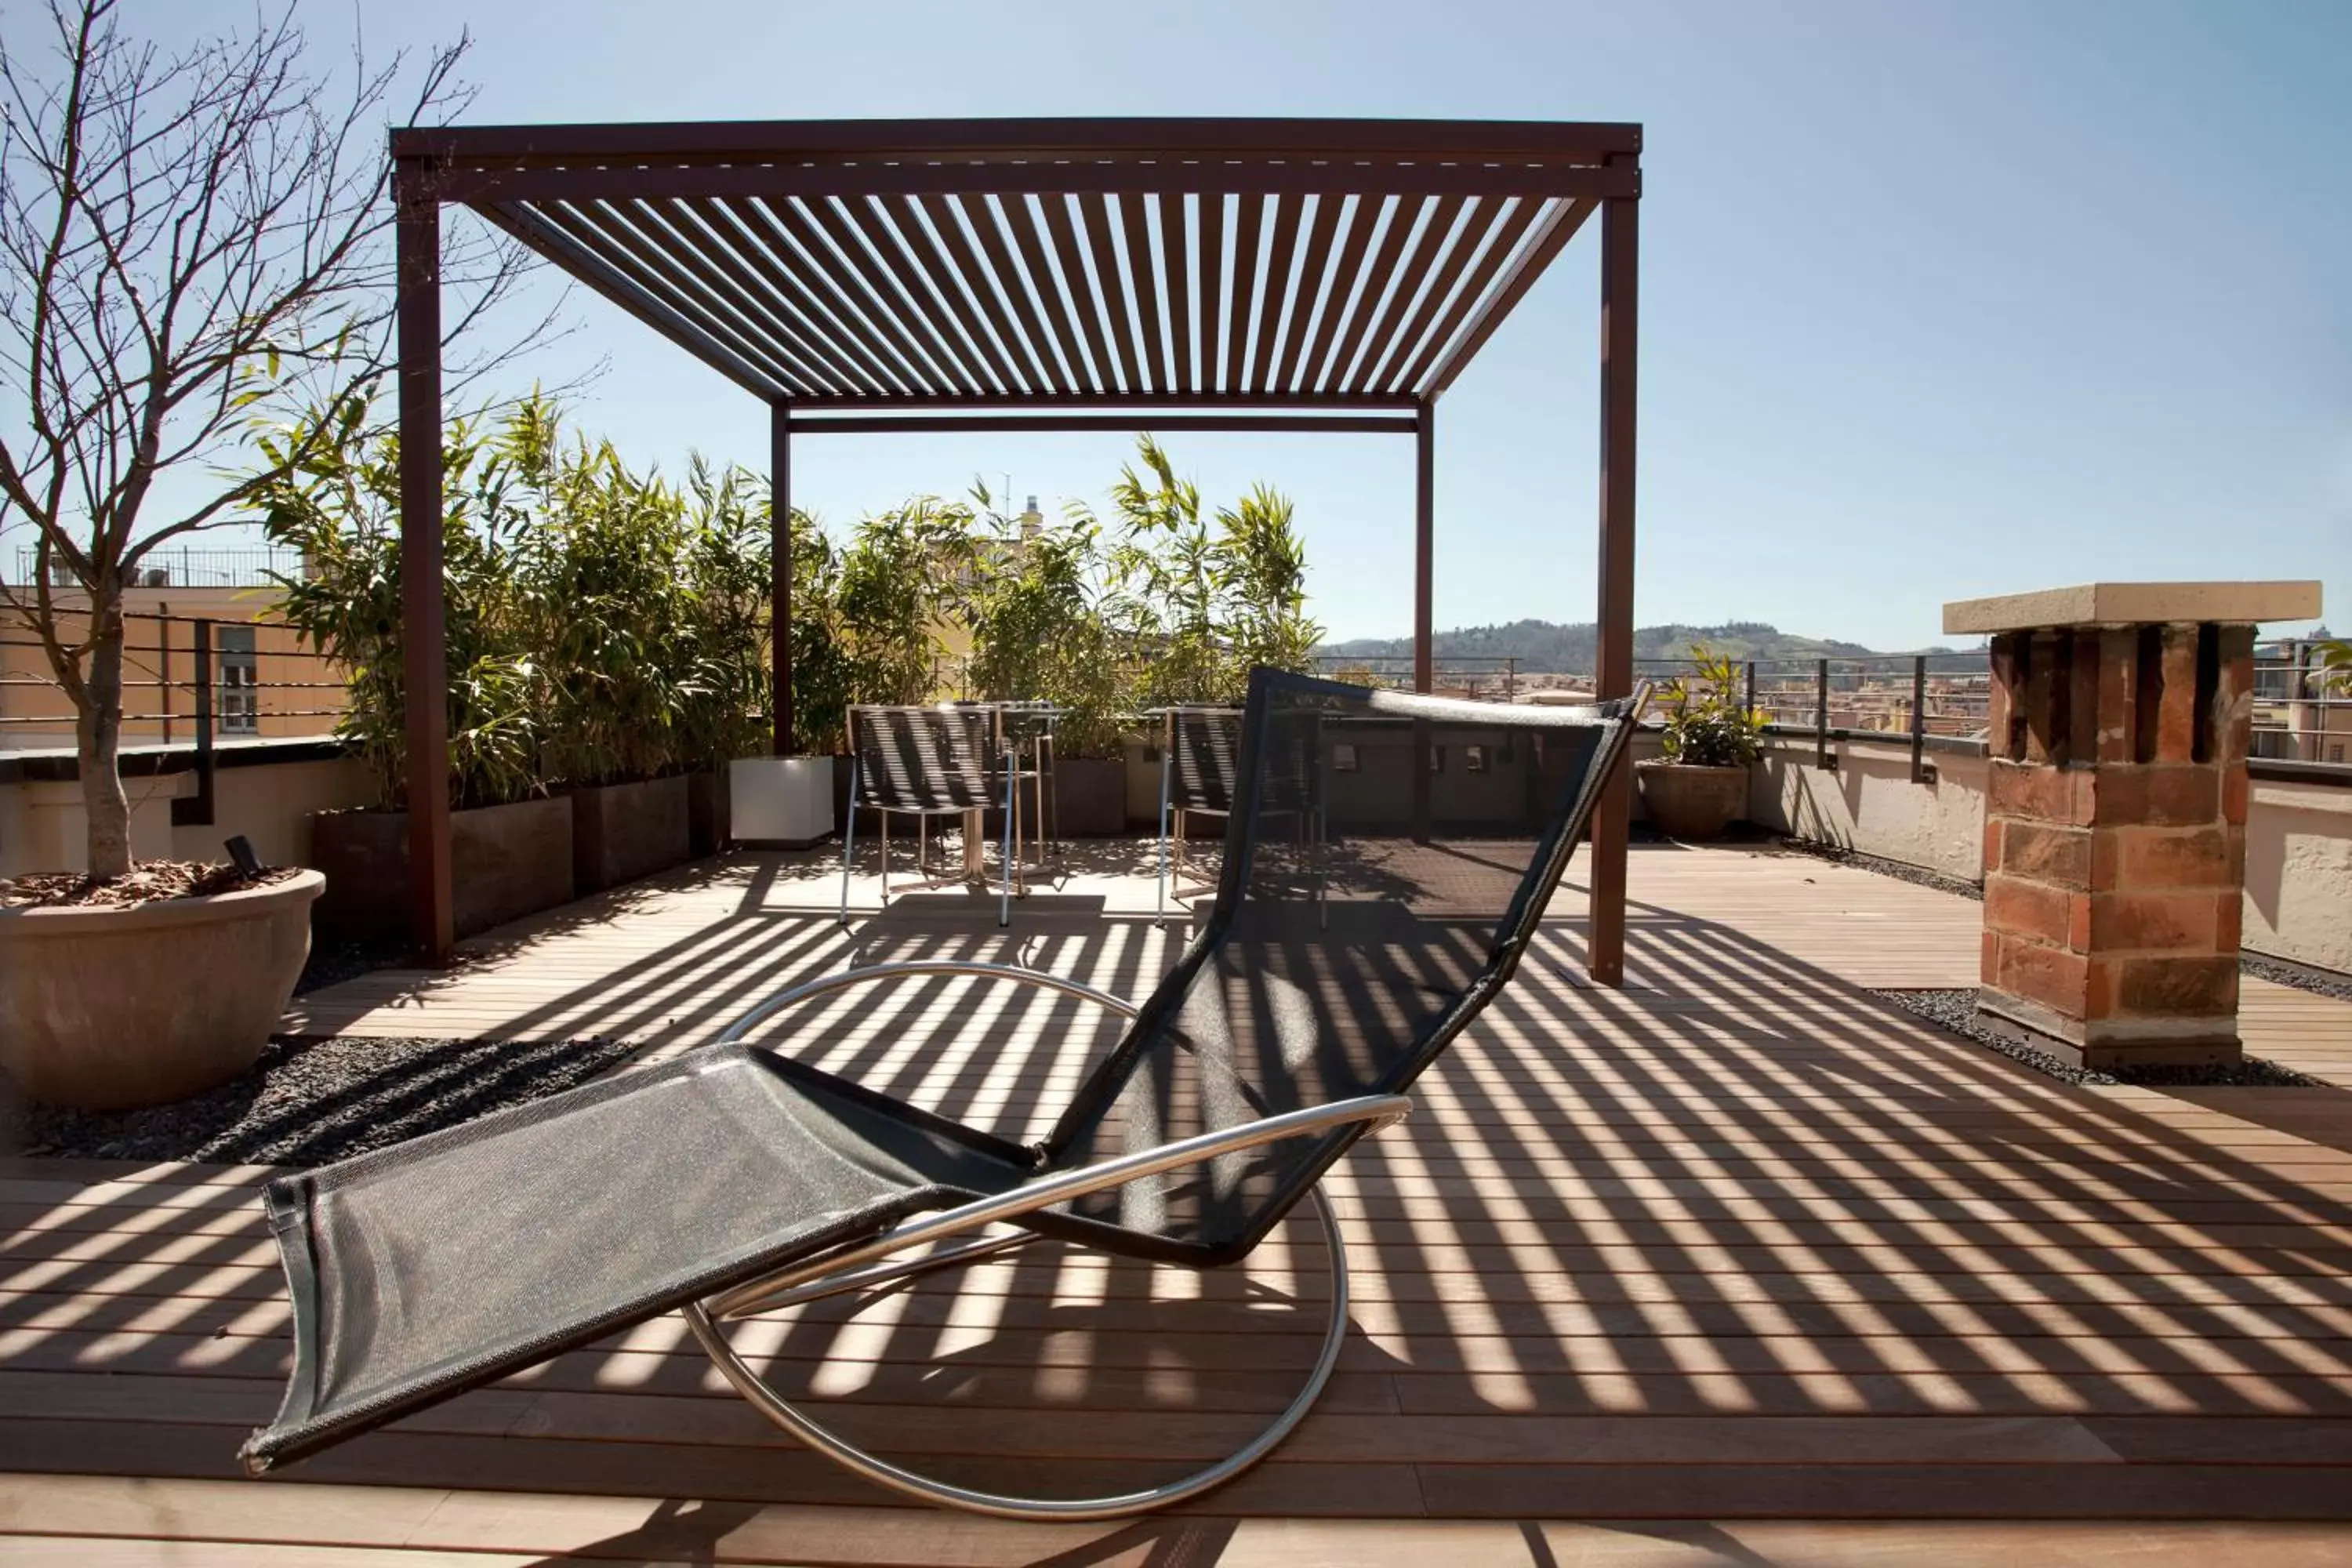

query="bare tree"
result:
[0,0,545,879]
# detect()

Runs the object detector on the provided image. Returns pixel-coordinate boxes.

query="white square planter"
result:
[729,755,836,846]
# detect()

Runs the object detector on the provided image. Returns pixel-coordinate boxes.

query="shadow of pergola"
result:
[9,854,2352,1537]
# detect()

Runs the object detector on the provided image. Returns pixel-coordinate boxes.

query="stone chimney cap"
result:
[1943,580,2321,636]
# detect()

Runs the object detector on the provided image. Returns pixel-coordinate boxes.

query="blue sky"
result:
[173,0,2350,648]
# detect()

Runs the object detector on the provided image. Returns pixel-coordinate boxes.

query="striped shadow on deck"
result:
[8,844,2352,1550]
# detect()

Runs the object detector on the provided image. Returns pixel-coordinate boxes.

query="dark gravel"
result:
[2241,951,2352,1004]
[1871,988,2329,1088]
[292,931,419,995]
[6,1033,640,1167]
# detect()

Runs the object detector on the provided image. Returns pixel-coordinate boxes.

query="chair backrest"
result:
[1163,706,1244,815]
[1045,670,1643,1265]
[848,705,999,813]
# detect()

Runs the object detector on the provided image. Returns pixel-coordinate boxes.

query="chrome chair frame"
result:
[700,959,1408,1521]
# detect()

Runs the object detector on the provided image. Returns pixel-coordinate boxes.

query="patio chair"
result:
[1155,704,1242,920]
[238,670,1645,1519]
[840,702,1014,927]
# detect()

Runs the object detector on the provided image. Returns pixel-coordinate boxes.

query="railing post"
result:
[1910,654,1928,782]
[1744,660,1756,728]
[172,618,216,827]
[1814,657,1831,771]
[157,614,174,746]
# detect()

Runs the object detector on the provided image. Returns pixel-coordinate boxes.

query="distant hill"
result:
[1319,619,1979,675]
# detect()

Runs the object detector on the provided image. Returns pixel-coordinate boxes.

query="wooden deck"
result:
[8,843,2352,1563]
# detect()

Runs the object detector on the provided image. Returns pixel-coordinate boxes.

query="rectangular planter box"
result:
[307,794,575,941]
[571,774,691,893]
[1053,757,1127,837]
[686,770,729,858]
[733,755,836,846]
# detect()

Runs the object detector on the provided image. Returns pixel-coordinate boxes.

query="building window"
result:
[1465,744,1490,773]
[1428,744,1445,774]
[216,626,257,735]
[1331,742,1360,774]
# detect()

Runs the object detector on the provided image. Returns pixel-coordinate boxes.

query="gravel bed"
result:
[7,1033,640,1167]
[2241,951,2352,1003]
[1871,988,2328,1088]
[293,932,419,995]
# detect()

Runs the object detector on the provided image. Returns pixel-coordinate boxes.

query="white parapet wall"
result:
[1742,729,2352,976]
[0,742,375,879]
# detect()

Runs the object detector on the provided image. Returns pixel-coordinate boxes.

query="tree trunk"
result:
[77,593,134,879]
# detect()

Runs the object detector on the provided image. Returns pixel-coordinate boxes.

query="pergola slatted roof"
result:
[388,117,1640,987]
[397,118,1639,407]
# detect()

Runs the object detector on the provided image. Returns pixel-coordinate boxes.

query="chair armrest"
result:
[717,959,1141,1046]
[707,1092,1411,1319]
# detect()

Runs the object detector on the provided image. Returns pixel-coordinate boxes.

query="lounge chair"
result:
[239,670,1644,1519]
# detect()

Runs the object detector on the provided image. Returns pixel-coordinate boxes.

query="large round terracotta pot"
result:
[0,868,323,1111]
[1635,760,1750,840]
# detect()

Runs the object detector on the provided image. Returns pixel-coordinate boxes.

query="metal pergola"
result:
[389,117,1641,979]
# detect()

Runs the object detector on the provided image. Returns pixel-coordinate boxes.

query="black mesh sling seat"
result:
[839,703,1014,927]
[240,670,1643,1519]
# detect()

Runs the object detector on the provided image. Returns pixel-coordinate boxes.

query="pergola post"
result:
[771,401,793,755]
[1411,401,1436,840]
[1414,401,1435,695]
[394,158,453,967]
[1588,155,1639,987]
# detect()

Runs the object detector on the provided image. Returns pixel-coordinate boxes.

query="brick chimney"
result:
[1944,582,2322,1069]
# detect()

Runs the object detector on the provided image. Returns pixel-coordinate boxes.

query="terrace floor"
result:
[7,841,2352,1563]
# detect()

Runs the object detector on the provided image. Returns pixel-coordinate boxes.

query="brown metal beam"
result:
[780,390,1420,410]
[444,160,1640,211]
[1271,190,1345,394]
[772,402,793,755]
[476,201,792,398]
[916,192,1049,394]
[1363,196,1508,394]
[787,412,1419,435]
[1080,193,1145,394]
[1419,195,1598,398]
[1295,192,1381,394]
[1120,191,1172,394]
[1393,194,1547,394]
[1225,192,1266,394]
[799,194,986,397]
[682,197,912,394]
[1341,194,1465,395]
[1161,191,1194,394]
[396,117,1645,165]
[394,163,453,967]
[1039,193,1119,395]
[1196,191,1225,390]
[1251,194,1309,394]
[1588,160,1639,989]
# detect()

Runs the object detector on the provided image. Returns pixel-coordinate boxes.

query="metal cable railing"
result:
[0,610,343,826]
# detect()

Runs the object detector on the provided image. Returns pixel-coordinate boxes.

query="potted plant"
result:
[266,400,575,938]
[676,460,773,856]
[1088,437,1323,825]
[0,7,529,1109]
[1636,645,1765,840]
[960,491,1134,837]
[731,502,858,847]
[526,426,696,892]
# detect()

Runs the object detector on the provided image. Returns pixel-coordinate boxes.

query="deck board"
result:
[9,843,2352,1552]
